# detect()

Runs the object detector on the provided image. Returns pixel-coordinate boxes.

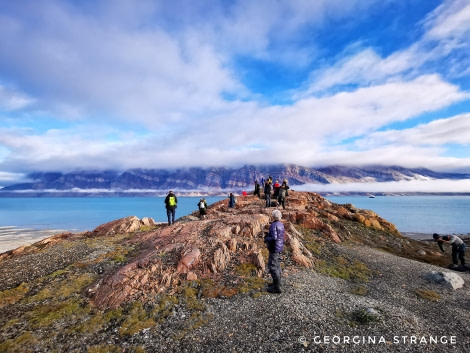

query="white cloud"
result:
[301,0,470,95]
[0,171,27,187]
[0,1,241,125]
[1,74,467,172]
[297,179,470,193]
[0,85,34,110]
[423,0,470,41]
[358,114,470,148]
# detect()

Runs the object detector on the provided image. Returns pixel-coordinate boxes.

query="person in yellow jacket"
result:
[164,191,178,225]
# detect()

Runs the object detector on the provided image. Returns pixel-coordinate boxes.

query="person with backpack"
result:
[278,185,288,209]
[228,193,236,208]
[264,209,285,294]
[281,179,289,197]
[273,180,281,199]
[164,190,178,225]
[198,198,208,218]
[254,180,261,198]
[264,180,272,208]
[433,233,466,266]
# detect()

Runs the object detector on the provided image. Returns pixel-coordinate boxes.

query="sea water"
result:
[0,195,469,253]
[326,195,470,236]
[0,196,225,252]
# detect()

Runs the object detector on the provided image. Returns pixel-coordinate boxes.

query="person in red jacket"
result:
[273,180,281,199]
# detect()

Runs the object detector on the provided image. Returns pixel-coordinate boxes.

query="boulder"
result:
[92,216,143,236]
[177,248,201,273]
[426,271,464,290]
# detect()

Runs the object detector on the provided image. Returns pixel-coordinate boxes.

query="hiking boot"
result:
[266,281,276,291]
[267,279,281,294]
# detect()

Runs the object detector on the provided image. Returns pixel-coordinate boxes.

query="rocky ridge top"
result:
[84,191,400,309]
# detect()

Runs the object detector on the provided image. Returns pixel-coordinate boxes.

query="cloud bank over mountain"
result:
[298,179,470,193]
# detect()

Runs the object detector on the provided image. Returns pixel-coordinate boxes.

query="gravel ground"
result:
[140,244,470,353]
[1,235,469,352]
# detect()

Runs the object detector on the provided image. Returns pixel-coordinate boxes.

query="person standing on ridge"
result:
[198,198,208,219]
[281,178,289,197]
[264,209,285,293]
[433,233,466,266]
[264,180,272,208]
[278,185,287,209]
[228,192,236,208]
[254,180,261,198]
[273,180,281,199]
[164,191,178,225]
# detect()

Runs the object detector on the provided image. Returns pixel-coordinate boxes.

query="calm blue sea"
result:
[0,197,225,252]
[326,195,470,236]
[0,195,469,252]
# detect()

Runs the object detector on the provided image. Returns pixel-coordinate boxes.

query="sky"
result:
[1,0,470,188]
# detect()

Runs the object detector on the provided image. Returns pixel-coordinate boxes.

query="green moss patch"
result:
[119,301,158,336]
[0,331,39,353]
[87,344,145,353]
[235,263,259,277]
[349,308,380,326]
[0,283,29,308]
[239,277,267,295]
[414,289,441,301]
[28,297,89,329]
[316,256,372,282]
[26,273,96,303]
[349,285,369,296]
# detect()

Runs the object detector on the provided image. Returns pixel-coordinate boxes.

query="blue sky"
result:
[1,0,470,187]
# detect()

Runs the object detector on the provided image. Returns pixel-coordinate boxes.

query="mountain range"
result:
[1,164,470,196]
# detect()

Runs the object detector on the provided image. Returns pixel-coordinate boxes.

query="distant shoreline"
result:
[0,227,71,254]
[401,232,470,241]
[1,191,470,197]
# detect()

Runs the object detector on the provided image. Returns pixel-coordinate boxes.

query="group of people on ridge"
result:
[164,190,209,223]
[166,188,466,297]
[255,176,289,209]
[164,178,288,294]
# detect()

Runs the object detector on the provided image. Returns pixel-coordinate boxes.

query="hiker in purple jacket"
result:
[264,209,285,293]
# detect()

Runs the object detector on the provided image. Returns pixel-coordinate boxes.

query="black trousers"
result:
[452,244,466,265]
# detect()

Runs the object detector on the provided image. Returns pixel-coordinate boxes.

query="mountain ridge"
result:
[1,164,470,196]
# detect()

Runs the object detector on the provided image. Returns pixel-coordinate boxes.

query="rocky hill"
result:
[1,164,470,196]
[0,192,469,352]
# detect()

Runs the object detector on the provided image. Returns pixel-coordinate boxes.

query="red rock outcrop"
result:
[87,191,401,309]
[91,216,156,237]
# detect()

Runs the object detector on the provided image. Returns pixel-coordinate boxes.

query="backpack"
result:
[199,201,206,209]
[168,195,176,207]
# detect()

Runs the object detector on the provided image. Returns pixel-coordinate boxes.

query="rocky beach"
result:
[1,191,469,352]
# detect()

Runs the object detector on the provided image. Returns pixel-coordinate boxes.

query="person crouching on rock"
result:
[264,209,285,293]
[433,233,466,266]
